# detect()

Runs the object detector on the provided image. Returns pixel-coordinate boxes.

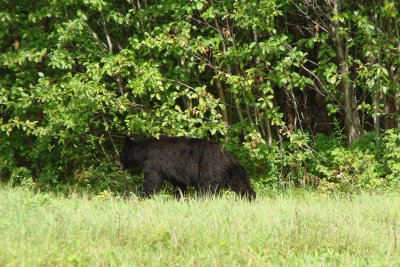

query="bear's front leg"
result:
[136,169,164,198]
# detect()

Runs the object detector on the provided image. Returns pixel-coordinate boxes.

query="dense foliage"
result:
[1,0,399,193]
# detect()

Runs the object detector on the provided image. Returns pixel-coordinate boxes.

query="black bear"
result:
[120,136,256,200]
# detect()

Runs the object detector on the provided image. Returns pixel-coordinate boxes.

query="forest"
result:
[1,0,400,194]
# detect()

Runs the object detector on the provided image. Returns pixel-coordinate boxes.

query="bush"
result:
[316,148,383,193]
[382,130,400,185]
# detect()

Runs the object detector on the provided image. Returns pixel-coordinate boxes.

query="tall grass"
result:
[0,187,399,266]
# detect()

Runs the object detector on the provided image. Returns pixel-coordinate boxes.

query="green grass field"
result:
[1,187,400,266]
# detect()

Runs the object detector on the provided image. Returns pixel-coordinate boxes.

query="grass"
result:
[1,187,400,266]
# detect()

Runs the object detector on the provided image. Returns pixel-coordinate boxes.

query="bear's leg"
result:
[137,169,164,198]
[196,166,223,197]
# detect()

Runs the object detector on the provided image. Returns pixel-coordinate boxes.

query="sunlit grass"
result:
[1,187,399,266]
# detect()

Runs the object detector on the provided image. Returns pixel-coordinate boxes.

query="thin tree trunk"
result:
[265,110,273,145]
[214,78,229,124]
[258,76,273,144]
[331,1,361,143]
[395,21,400,125]
[371,3,381,137]
[209,0,244,125]
[285,89,295,134]
[372,91,381,136]
[367,56,381,137]
[383,14,398,129]
[255,105,266,138]
[387,61,397,129]
[233,93,244,123]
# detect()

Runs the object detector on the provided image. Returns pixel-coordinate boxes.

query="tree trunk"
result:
[265,110,273,145]
[331,1,361,143]
[384,16,398,129]
[214,78,229,124]
[233,93,244,123]
[285,89,295,134]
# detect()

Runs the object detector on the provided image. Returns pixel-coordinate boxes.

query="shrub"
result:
[316,148,383,193]
[382,130,400,185]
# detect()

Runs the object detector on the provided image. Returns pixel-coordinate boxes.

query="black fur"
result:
[120,136,256,200]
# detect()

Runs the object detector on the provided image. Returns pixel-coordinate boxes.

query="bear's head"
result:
[119,136,137,169]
